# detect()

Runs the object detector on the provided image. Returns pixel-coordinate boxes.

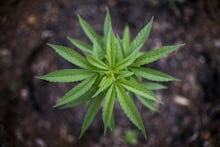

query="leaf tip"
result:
[47,43,53,47]
[53,101,63,108]
[67,36,74,42]
[140,128,147,140]
[67,36,71,40]
[125,24,129,29]
[150,16,154,21]
[52,104,59,108]
[174,78,181,81]
[143,132,147,140]
[77,14,81,19]
[104,127,108,136]
[162,85,168,89]
[105,7,109,13]
[159,100,164,105]
[79,132,84,139]
[35,75,43,79]
[178,43,185,47]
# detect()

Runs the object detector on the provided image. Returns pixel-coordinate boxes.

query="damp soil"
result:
[0,0,220,147]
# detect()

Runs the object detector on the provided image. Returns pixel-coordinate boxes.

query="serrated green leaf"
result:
[92,76,113,98]
[36,69,95,82]
[98,76,107,87]
[79,93,103,138]
[115,54,135,71]
[47,43,91,69]
[53,76,97,107]
[133,44,184,66]
[116,71,134,79]
[115,42,144,71]
[119,79,160,102]
[116,35,124,60]
[78,15,101,44]
[67,37,92,54]
[131,67,178,82]
[129,74,142,83]
[136,95,159,112]
[106,28,112,64]
[116,84,147,139]
[61,84,98,109]
[123,25,130,53]
[109,114,115,137]
[93,38,105,59]
[87,55,108,70]
[142,82,167,90]
[103,84,115,135]
[104,8,111,45]
[126,17,153,55]
[106,25,116,67]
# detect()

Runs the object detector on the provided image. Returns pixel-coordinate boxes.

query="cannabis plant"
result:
[36,9,183,138]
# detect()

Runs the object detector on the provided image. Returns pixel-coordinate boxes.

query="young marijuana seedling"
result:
[36,9,184,139]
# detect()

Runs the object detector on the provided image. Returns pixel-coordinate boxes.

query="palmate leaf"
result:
[36,9,182,139]
[80,93,104,138]
[131,67,178,82]
[116,84,147,139]
[133,44,184,66]
[119,79,160,102]
[47,44,92,69]
[103,84,115,135]
[67,37,92,54]
[126,17,153,56]
[36,69,95,82]
[53,75,97,107]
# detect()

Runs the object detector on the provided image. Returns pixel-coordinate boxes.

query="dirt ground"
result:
[0,0,220,147]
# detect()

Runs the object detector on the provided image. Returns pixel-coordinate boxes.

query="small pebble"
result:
[173,95,191,106]
[0,48,10,56]
[41,30,54,39]
[67,134,75,143]
[26,15,37,25]
[214,39,220,48]
[35,138,46,147]
[20,88,29,101]
[15,129,23,141]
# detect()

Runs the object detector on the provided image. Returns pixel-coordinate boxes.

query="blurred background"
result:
[0,0,220,146]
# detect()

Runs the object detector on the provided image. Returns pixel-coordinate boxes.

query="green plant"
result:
[36,9,184,139]
[125,130,139,145]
